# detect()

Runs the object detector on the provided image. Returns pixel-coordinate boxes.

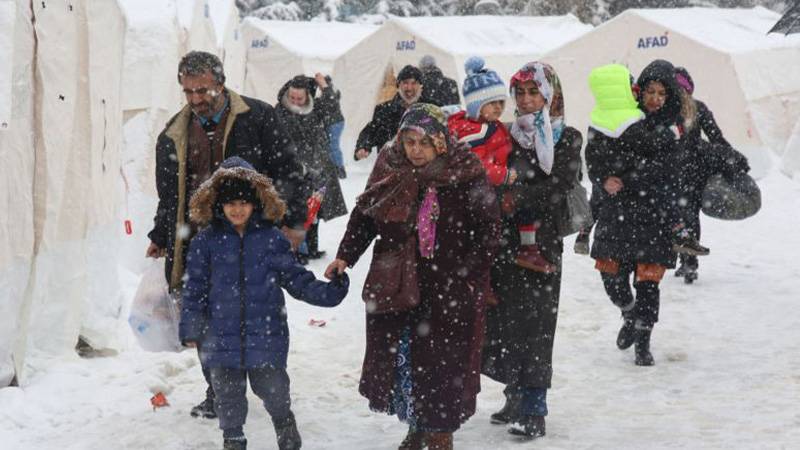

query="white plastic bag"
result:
[128,260,183,352]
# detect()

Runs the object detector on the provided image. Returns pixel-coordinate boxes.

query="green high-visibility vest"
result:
[588,64,644,137]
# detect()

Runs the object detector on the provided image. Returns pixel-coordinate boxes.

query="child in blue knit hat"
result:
[447,57,555,273]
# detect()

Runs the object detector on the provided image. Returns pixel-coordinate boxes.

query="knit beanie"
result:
[462,56,507,119]
[217,177,258,205]
[397,65,423,85]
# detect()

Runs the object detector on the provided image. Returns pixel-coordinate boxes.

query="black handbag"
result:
[558,179,594,237]
[702,172,761,220]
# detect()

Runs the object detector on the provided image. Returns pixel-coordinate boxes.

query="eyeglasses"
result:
[182,86,220,97]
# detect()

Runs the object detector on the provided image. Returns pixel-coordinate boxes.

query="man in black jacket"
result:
[354,65,423,160]
[145,51,309,419]
[419,55,460,107]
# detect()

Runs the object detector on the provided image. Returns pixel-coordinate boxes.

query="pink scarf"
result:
[417,187,440,258]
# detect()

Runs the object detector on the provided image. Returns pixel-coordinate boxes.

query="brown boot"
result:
[515,244,556,273]
[398,428,425,450]
[425,432,453,450]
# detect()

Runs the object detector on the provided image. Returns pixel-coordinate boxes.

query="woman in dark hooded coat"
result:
[586,59,694,368]
[276,74,348,260]
[326,103,500,450]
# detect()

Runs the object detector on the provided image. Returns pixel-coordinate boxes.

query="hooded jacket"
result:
[179,157,348,369]
[276,77,348,221]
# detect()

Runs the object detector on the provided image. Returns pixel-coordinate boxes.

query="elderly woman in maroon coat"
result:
[326,103,500,450]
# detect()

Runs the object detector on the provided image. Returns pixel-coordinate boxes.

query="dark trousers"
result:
[196,346,216,404]
[209,366,292,432]
[600,261,660,329]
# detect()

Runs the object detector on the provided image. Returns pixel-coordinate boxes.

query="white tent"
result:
[542,7,800,177]
[0,0,36,387]
[335,15,592,149]
[179,0,218,55]
[241,18,377,106]
[208,0,247,93]
[119,0,184,113]
[782,118,800,180]
[0,0,14,127]
[19,0,127,382]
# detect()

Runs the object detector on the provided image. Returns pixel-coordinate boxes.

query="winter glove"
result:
[329,271,350,290]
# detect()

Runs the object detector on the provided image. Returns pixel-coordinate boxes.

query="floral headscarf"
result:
[397,102,452,155]
[509,62,565,174]
[357,103,484,257]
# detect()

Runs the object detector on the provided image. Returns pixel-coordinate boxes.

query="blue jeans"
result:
[327,121,345,168]
[209,366,292,433]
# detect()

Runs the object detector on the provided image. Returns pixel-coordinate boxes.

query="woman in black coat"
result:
[587,60,689,367]
[276,74,348,261]
[481,62,582,439]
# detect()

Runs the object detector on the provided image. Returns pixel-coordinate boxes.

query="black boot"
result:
[190,391,217,419]
[223,438,247,450]
[635,328,655,366]
[398,427,425,450]
[306,223,326,260]
[573,229,590,255]
[672,230,710,256]
[616,318,636,350]
[508,415,546,438]
[490,394,521,425]
[273,412,302,450]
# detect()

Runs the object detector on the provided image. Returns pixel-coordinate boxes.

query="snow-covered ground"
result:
[1,159,799,450]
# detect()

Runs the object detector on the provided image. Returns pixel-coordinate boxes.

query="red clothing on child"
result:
[447,110,512,186]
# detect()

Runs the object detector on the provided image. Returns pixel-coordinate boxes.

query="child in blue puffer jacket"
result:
[180,156,349,450]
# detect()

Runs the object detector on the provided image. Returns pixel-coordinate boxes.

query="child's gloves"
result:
[329,271,350,290]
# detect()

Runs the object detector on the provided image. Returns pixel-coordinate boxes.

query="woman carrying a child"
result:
[325,103,501,450]
[180,157,349,450]
[585,60,693,368]
[479,62,583,439]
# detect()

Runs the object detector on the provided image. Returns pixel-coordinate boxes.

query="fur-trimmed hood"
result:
[189,156,286,227]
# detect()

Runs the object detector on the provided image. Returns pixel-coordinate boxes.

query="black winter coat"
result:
[586,119,680,267]
[355,94,407,156]
[276,81,348,221]
[482,127,582,389]
[420,68,460,107]
[148,90,309,289]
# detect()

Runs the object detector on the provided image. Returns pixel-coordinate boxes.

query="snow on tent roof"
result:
[242,18,378,60]
[393,15,592,56]
[633,6,800,53]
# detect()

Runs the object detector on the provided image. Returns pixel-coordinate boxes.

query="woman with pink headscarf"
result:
[481,62,583,439]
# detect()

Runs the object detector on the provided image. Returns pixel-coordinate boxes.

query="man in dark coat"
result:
[276,73,348,261]
[354,65,423,160]
[145,51,309,420]
[419,55,461,107]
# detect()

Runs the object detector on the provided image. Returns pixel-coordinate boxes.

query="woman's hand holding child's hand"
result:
[325,259,348,280]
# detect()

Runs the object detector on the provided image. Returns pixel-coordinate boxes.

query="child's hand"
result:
[603,176,624,195]
[325,259,348,279]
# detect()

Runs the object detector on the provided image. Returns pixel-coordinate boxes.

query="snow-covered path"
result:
[2,163,799,450]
